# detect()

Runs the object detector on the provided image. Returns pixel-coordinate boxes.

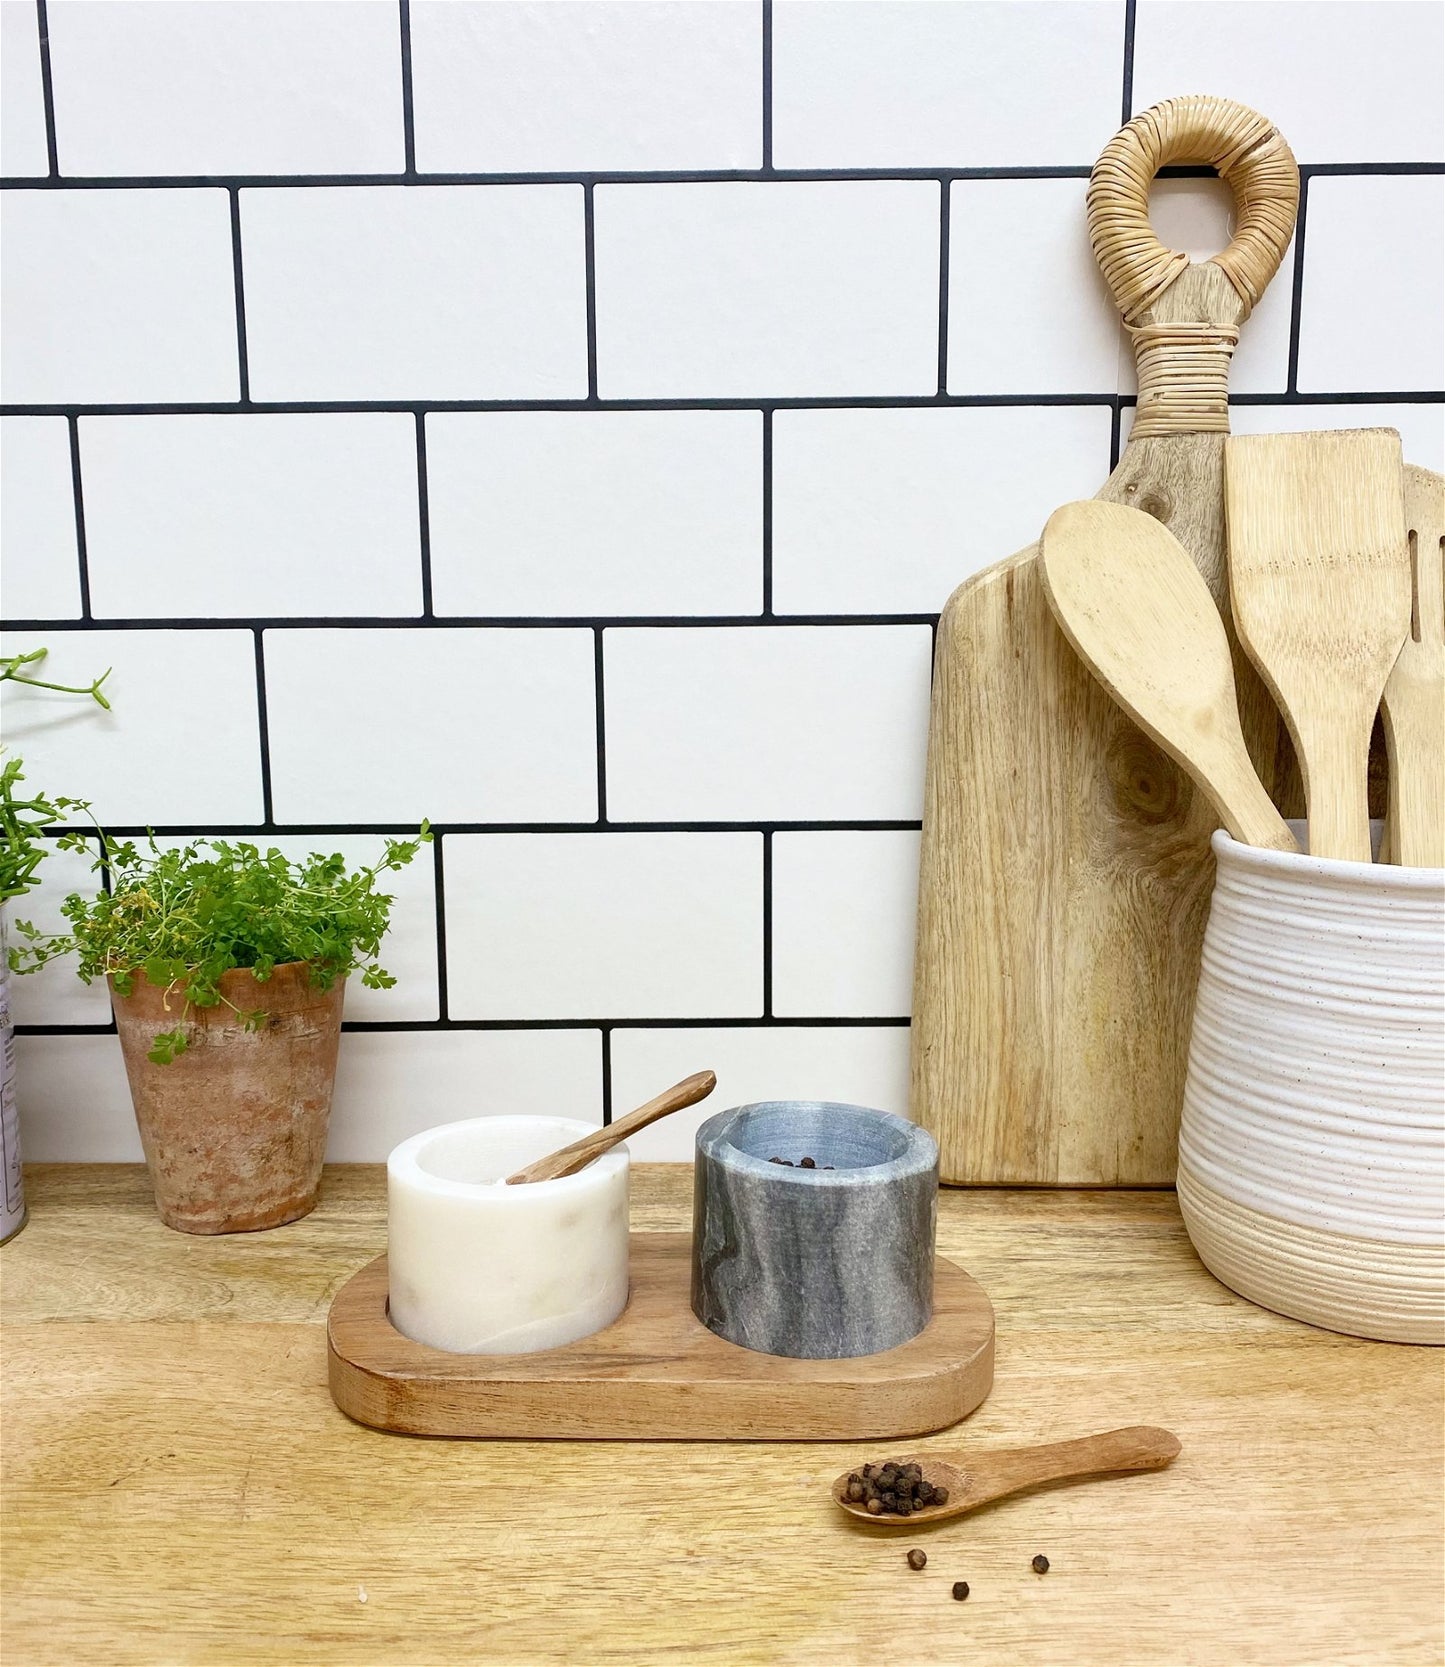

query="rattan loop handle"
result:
[1088,95,1299,325]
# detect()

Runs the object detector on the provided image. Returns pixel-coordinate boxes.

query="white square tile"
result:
[609,1024,911,1161]
[328,1029,602,1161]
[45,0,405,175]
[1227,403,1445,476]
[594,182,940,398]
[771,406,1111,614]
[411,0,761,172]
[262,627,597,825]
[0,629,263,826]
[426,411,762,618]
[444,832,762,1020]
[1,418,80,619]
[15,1035,140,1160]
[5,836,113,1026]
[773,0,1121,167]
[1132,2,1444,164]
[948,178,1120,395]
[1125,178,1293,397]
[1296,175,1445,394]
[771,830,920,1018]
[1,0,49,176]
[0,189,239,404]
[240,186,587,400]
[79,415,422,620]
[604,625,933,821]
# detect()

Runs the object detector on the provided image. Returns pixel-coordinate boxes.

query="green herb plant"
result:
[9,826,432,1064]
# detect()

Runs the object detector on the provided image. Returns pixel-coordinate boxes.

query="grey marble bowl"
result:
[690,1101,938,1360]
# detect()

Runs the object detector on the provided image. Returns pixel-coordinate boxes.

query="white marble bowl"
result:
[1177,832,1444,1344]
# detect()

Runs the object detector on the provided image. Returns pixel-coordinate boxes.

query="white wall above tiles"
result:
[2,0,1441,1163]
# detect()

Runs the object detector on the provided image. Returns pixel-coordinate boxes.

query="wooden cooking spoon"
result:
[831,1426,1181,1526]
[1225,429,1411,861]
[505,1070,716,1185]
[1040,500,1298,852]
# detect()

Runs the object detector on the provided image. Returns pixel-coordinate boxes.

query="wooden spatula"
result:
[1041,501,1298,852]
[1224,429,1411,861]
[1380,465,1445,868]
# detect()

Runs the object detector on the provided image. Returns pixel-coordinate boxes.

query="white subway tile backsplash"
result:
[771,406,1110,614]
[771,830,920,1018]
[239,186,587,401]
[5,837,113,1027]
[1132,1,1444,165]
[0,189,239,404]
[328,1029,603,1161]
[948,178,1120,395]
[0,629,263,826]
[1296,175,1445,394]
[0,0,49,176]
[262,627,597,825]
[1227,404,1445,475]
[593,182,940,398]
[79,415,422,620]
[1,418,81,619]
[444,832,761,1019]
[410,0,761,172]
[426,411,762,618]
[610,1025,911,1161]
[45,0,405,176]
[773,0,1120,168]
[15,1035,140,1161]
[604,626,933,821]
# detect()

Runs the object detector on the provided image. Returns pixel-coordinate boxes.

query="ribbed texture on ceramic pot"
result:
[1177,832,1444,1341]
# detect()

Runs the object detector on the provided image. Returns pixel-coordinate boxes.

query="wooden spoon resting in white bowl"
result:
[831,1426,1182,1525]
[505,1070,717,1185]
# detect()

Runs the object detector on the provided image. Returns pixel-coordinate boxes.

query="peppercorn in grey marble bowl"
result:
[690,1101,938,1359]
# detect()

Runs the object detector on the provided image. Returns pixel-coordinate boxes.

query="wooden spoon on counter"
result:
[505,1070,717,1185]
[831,1426,1182,1525]
[1039,500,1298,852]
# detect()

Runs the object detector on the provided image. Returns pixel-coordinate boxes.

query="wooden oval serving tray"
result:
[327,1233,994,1441]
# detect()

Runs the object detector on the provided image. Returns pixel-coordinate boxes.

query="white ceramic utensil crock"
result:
[1177,831,1444,1344]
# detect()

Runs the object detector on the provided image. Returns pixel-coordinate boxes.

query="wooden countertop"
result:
[2,1165,1441,1666]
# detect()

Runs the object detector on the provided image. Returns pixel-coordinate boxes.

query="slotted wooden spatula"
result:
[1225,430,1411,862]
[913,96,1299,1184]
[1381,464,1445,868]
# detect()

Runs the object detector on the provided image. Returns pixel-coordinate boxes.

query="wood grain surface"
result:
[328,1236,993,1440]
[4,1164,1441,1667]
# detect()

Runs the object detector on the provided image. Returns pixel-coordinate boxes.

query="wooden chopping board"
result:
[912,96,1305,1186]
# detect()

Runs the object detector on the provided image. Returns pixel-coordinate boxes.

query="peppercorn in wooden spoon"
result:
[831,1426,1181,1524]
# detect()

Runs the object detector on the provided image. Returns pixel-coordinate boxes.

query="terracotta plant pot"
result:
[111,961,346,1235]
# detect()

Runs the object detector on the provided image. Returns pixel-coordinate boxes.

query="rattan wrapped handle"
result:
[1088,95,1299,325]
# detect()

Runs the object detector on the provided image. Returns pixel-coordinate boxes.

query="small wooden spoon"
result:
[505,1070,717,1185]
[1040,500,1298,852]
[831,1426,1181,1525]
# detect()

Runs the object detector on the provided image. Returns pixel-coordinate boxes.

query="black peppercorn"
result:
[951,1582,969,1602]
[896,1499,913,1517]
[866,1497,883,1515]
[1032,1554,1050,1574]
[847,1480,865,1501]
[931,1486,949,1506]
[800,1156,816,1168]
[906,1549,927,1571]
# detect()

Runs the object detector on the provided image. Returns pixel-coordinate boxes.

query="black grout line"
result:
[4,163,1438,191]
[1108,400,1123,471]
[431,832,449,1021]
[582,183,599,401]
[397,0,417,178]
[18,1015,914,1036]
[33,818,926,838]
[252,628,274,826]
[600,1027,613,1125]
[65,415,91,619]
[1285,173,1311,396]
[593,627,608,825]
[33,0,59,178]
[413,413,433,616]
[936,180,951,396]
[0,613,942,632]
[761,409,773,616]
[761,831,773,1019]
[1120,0,1137,125]
[761,0,773,172]
[227,188,251,404]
